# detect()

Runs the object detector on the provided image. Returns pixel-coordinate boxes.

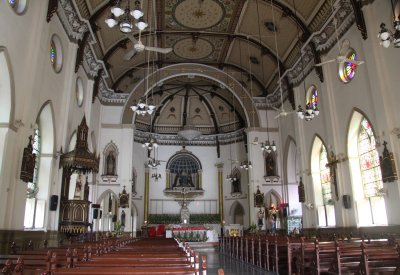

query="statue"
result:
[232,177,241,193]
[84,180,89,201]
[268,204,278,233]
[106,151,116,175]
[74,174,84,199]
[265,154,276,176]
[174,170,193,188]
[121,210,126,227]
[257,208,265,229]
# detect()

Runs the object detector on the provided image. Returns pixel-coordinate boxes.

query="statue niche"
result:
[164,149,204,196]
[102,141,118,182]
[174,169,194,188]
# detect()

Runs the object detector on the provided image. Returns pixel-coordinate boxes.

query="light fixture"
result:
[152,173,161,180]
[130,98,156,116]
[297,104,319,121]
[294,0,320,122]
[240,160,252,170]
[142,137,158,151]
[257,0,277,154]
[177,112,201,141]
[260,140,277,154]
[105,0,147,34]
[226,174,237,182]
[147,158,160,169]
[378,0,400,48]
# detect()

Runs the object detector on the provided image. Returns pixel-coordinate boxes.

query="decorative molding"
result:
[57,0,356,107]
[134,129,245,146]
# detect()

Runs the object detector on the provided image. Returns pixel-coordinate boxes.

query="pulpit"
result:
[59,116,99,235]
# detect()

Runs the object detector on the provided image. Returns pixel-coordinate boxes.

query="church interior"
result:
[1,0,400,274]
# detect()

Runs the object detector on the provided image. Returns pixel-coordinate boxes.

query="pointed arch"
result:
[283,136,302,217]
[310,134,335,227]
[0,47,15,126]
[24,101,56,229]
[0,47,16,185]
[103,141,119,176]
[265,189,281,208]
[230,201,245,225]
[347,109,387,226]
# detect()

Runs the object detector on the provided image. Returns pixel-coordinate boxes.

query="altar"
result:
[165,224,219,242]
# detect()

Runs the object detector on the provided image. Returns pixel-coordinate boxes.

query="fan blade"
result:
[145,46,173,54]
[342,58,365,65]
[314,59,336,67]
[126,33,138,44]
[123,49,137,61]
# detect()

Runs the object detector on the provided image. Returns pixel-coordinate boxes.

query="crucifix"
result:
[326,150,340,200]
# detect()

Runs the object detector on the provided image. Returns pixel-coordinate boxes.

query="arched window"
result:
[357,117,386,223]
[319,146,332,204]
[8,0,28,14]
[24,102,55,229]
[311,136,335,227]
[27,127,40,198]
[348,111,387,226]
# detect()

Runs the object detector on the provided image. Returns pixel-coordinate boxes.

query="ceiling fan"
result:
[273,106,296,119]
[147,157,166,169]
[314,39,365,67]
[123,32,173,61]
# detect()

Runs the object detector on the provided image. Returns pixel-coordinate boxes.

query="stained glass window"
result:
[50,40,56,67]
[339,49,358,83]
[358,117,382,197]
[319,145,332,204]
[306,85,318,110]
[8,0,16,8]
[27,127,40,198]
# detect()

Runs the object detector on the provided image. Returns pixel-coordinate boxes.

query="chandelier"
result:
[177,124,201,141]
[130,98,156,116]
[105,0,148,33]
[152,173,161,180]
[260,140,277,154]
[147,158,160,169]
[226,174,237,182]
[240,160,252,170]
[378,0,400,48]
[142,137,158,151]
[297,104,320,121]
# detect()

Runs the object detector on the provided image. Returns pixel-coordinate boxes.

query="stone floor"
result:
[198,250,278,275]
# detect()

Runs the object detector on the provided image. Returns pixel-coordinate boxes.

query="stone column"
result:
[144,166,149,223]
[216,163,224,223]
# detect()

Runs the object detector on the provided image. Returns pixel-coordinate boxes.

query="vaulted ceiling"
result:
[58,0,367,140]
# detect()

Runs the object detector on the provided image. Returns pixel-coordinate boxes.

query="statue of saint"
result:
[258,208,265,228]
[106,151,116,175]
[265,154,275,176]
[74,174,83,199]
[84,180,89,201]
[232,177,241,193]
[121,210,126,227]
[174,170,193,187]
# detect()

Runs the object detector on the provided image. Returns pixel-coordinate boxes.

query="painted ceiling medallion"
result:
[174,38,214,60]
[172,0,225,30]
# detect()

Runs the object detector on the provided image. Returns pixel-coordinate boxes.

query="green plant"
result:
[114,221,122,235]
[249,223,257,233]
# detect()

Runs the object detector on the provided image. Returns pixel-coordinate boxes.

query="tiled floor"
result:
[199,250,277,275]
